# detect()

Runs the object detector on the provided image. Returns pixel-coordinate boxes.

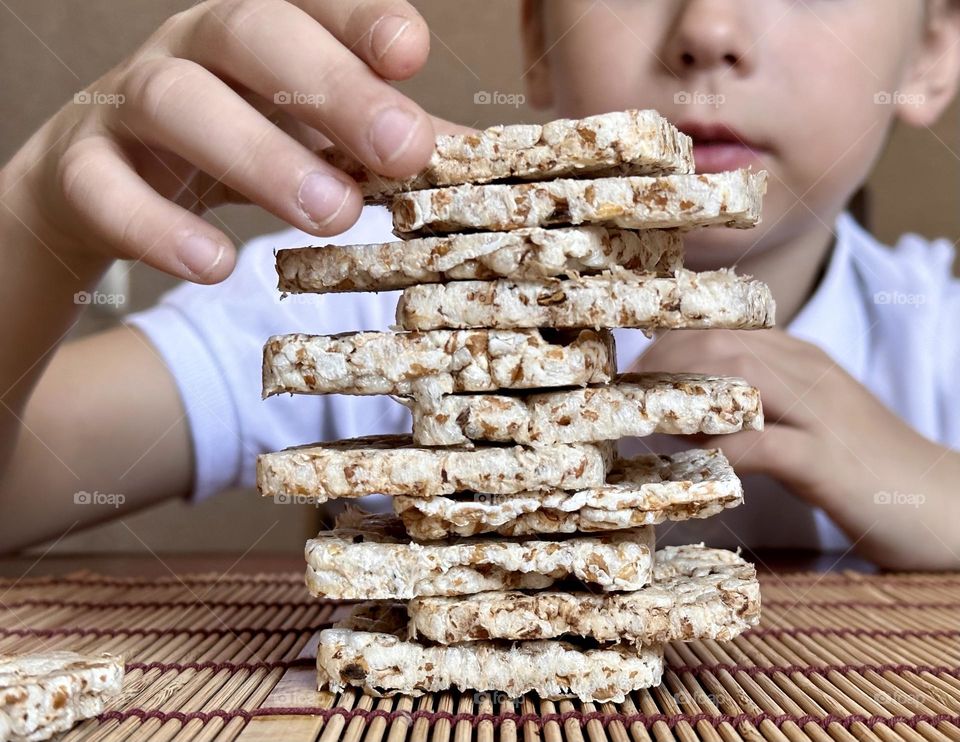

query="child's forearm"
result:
[0,156,110,472]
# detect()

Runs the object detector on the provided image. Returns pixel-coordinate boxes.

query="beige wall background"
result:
[2,1,957,554]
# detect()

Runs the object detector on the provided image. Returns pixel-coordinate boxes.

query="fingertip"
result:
[175,232,236,284]
[298,173,365,237]
[369,13,430,80]
[368,105,435,178]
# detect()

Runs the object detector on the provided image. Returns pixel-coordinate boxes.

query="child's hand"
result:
[3,0,438,283]
[632,330,960,569]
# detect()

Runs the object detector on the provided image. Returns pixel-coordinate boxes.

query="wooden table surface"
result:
[0,548,880,580]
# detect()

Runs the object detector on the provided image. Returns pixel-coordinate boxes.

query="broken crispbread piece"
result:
[396,269,775,331]
[393,449,743,539]
[275,227,683,293]
[257,435,613,501]
[407,544,760,645]
[262,328,616,403]
[0,651,123,742]
[317,602,664,703]
[304,511,655,598]
[408,373,763,447]
[391,170,766,235]
[322,109,693,202]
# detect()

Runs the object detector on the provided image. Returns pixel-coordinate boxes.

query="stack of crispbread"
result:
[258,110,770,703]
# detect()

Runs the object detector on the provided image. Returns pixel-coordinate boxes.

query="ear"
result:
[520,0,554,110]
[897,0,960,126]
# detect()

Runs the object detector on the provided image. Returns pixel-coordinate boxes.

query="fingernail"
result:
[298,172,351,229]
[177,234,226,280]
[370,15,411,61]
[371,106,419,166]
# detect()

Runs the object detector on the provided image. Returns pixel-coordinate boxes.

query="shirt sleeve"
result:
[124,207,411,502]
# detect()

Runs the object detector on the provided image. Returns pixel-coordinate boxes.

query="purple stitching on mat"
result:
[95,707,960,731]
[0,574,304,589]
[763,600,960,611]
[747,626,960,639]
[0,599,323,611]
[674,663,960,680]
[125,658,314,674]
[0,624,330,639]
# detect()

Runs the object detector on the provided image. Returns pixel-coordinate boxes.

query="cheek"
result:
[542,4,662,115]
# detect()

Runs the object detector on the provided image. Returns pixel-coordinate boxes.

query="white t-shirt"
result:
[126,209,960,551]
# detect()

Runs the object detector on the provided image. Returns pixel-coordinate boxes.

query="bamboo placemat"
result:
[2,568,960,742]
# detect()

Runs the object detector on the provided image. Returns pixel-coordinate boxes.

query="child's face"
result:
[524,0,958,266]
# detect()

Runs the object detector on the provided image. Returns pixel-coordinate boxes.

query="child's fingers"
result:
[112,57,363,236]
[291,0,430,81]
[58,136,236,282]
[183,0,435,178]
[702,425,813,487]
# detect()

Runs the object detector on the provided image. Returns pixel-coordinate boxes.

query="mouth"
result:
[674,121,769,173]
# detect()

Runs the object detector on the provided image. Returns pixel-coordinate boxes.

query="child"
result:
[1,0,958,567]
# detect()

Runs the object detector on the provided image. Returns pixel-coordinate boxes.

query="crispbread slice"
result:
[275,227,683,293]
[391,170,766,235]
[304,512,655,598]
[409,374,763,447]
[396,269,775,331]
[394,449,743,539]
[323,109,693,202]
[317,602,664,702]
[257,435,613,501]
[262,329,616,404]
[408,544,760,645]
[0,651,123,742]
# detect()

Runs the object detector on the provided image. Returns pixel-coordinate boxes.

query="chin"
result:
[680,224,774,271]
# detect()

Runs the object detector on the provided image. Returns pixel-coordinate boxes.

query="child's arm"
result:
[633,329,960,570]
[0,0,436,549]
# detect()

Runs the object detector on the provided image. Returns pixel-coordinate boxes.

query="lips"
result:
[675,121,768,173]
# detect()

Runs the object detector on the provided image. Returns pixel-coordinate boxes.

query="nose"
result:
[663,0,753,75]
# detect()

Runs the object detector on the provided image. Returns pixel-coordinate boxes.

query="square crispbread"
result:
[261,329,616,405]
[317,602,664,703]
[304,511,655,599]
[408,373,763,447]
[274,227,683,294]
[391,170,766,235]
[407,544,760,645]
[321,109,693,202]
[396,269,775,332]
[0,651,123,742]
[394,449,743,539]
[257,435,613,501]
